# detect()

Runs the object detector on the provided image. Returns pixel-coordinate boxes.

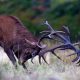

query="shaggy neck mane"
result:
[9,16,38,43]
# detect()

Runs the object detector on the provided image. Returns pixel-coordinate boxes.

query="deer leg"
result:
[4,48,17,67]
[19,57,27,69]
[18,51,29,69]
[22,61,27,69]
[18,59,27,69]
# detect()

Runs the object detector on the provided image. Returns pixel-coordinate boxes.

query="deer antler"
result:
[30,21,80,65]
[33,21,69,63]
[37,21,80,64]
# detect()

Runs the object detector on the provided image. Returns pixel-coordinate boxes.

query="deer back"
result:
[0,15,38,47]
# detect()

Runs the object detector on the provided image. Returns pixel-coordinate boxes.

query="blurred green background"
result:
[0,0,80,42]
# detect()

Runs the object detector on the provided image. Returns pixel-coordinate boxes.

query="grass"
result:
[0,54,80,80]
[0,42,80,80]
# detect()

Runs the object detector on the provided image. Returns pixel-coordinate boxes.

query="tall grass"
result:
[0,41,80,80]
[0,58,80,80]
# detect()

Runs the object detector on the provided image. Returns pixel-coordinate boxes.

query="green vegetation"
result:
[0,1,80,79]
[0,58,80,80]
[0,0,80,41]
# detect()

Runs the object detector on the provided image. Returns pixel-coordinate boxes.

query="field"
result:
[0,45,80,80]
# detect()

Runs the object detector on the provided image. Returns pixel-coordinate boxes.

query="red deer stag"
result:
[0,15,48,68]
[0,16,66,69]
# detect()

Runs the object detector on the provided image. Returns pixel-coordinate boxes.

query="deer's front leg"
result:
[4,48,17,68]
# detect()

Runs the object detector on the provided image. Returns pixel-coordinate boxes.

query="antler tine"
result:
[38,55,48,64]
[38,41,80,62]
[37,44,46,49]
[73,42,80,46]
[61,26,70,41]
[51,50,62,60]
[72,56,79,62]
[44,21,54,31]
[40,31,50,34]
[72,50,80,62]
[62,26,70,35]
[31,48,48,64]
[43,21,68,41]
[38,45,64,64]
[38,43,68,61]
[44,21,66,34]
[67,53,76,57]
[39,56,42,64]
[59,43,80,63]
[37,33,52,49]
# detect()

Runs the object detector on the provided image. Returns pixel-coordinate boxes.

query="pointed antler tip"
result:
[44,21,48,24]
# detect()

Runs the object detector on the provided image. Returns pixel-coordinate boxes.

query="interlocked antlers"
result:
[1,15,80,69]
[35,21,80,64]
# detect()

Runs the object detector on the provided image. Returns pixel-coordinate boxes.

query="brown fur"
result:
[0,15,40,68]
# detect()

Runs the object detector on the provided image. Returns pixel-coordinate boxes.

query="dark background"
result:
[0,0,80,42]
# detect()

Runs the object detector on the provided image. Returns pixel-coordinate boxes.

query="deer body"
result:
[0,16,73,69]
[0,15,41,68]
